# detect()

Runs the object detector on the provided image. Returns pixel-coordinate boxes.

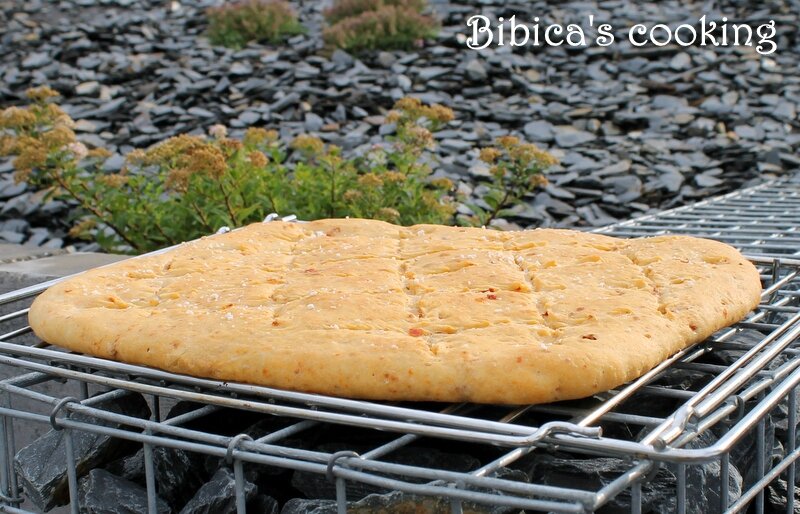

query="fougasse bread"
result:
[28,218,762,405]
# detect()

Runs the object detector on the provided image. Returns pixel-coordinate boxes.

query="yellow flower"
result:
[529,174,549,187]
[88,148,113,159]
[430,177,454,190]
[97,174,129,188]
[243,127,278,147]
[406,126,435,150]
[425,104,454,124]
[384,110,401,124]
[208,124,228,139]
[0,135,16,156]
[490,165,505,178]
[479,147,502,164]
[125,149,147,165]
[290,134,324,156]
[394,97,422,112]
[43,104,73,126]
[25,86,59,102]
[377,207,401,223]
[144,135,206,164]
[534,148,558,167]
[66,142,88,160]
[166,167,193,192]
[220,138,243,155]
[0,107,36,130]
[248,150,268,168]
[358,173,383,188]
[42,126,76,148]
[185,147,227,179]
[342,189,363,201]
[496,135,520,149]
[12,136,47,173]
[383,171,405,183]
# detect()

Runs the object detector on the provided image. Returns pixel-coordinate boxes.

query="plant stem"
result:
[328,161,336,218]
[53,173,141,251]
[140,202,179,246]
[484,185,513,226]
[217,179,239,225]
[190,200,214,232]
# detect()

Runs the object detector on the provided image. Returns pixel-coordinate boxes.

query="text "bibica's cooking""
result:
[464,14,777,56]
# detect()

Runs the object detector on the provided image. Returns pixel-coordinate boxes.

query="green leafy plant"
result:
[466,136,555,226]
[207,0,304,49]
[323,0,438,52]
[323,0,427,24]
[1,89,555,254]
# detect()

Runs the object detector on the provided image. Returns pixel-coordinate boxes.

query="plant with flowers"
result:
[469,136,556,226]
[207,0,304,49]
[1,90,555,253]
[322,0,438,52]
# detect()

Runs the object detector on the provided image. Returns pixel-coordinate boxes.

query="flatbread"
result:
[28,219,761,404]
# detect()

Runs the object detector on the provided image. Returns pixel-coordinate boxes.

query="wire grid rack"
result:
[0,176,796,513]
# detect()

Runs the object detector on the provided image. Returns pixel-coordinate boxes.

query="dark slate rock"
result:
[79,469,170,514]
[465,59,488,81]
[0,180,27,200]
[655,431,743,514]
[22,52,51,69]
[102,154,126,173]
[105,445,205,511]
[396,74,412,91]
[695,174,724,188]
[604,175,642,203]
[179,467,256,514]
[554,127,596,148]
[417,67,449,81]
[527,454,677,513]
[658,170,684,193]
[523,121,554,143]
[304,113,324,132]
[0,231,25,244]
[669,52,692,71]
[14,393,151,511]
[330,50,354,67]
[247,494,279,513]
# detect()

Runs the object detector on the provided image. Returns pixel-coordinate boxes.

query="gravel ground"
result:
[1,0,799,250]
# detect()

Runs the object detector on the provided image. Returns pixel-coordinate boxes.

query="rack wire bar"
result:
[0,177,797,513]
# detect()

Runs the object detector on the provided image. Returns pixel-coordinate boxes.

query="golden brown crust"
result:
[28,219,762,404]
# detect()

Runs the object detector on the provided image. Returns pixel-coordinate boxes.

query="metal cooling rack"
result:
[0,175,797,513]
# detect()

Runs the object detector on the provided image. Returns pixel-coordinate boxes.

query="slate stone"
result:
[527,454,677,513]
[106,445,205,510]
[554,127,596,148]
[304,113,324,132]
[465,59,488,81]
[396,74,412,91]
[79,469,170,514]
[656,431,743,514]
[523,121,554,143]
[0,231,25,244]
[179,467,257,514]
[22,52,51,68]
[14,393,151,511]
[102,154,126,173]
[670,52,692,71]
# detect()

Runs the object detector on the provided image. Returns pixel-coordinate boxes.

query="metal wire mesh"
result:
[0,175,797,513]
